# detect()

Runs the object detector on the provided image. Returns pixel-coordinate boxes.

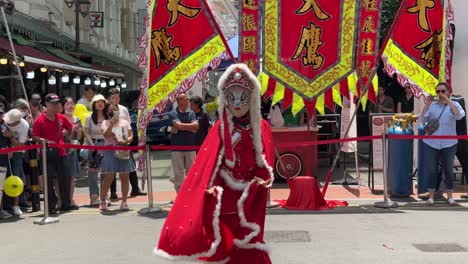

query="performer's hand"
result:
[206,186,216,196]
[255,177,272,188]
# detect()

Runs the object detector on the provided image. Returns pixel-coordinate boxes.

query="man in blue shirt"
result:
[168,93,199,193]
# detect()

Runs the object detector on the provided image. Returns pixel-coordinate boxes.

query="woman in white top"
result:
[99,103,133,211]
[84,95,109,207]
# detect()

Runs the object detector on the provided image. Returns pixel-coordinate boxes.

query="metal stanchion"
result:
[266,189,279,208]
[34,141,59,225]
[138,145,162,214]
[374,133,398,208]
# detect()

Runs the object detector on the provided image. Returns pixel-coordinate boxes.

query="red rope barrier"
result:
[150,145,200,151]
[0,134,466,154]
[49,143,145,151]
[0,144,41,154]
[274,135,381,148]
[388,134,468,140]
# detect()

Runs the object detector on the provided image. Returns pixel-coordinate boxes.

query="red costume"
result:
[155,64,274,263]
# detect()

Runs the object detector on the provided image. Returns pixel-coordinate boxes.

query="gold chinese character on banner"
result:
[295,0,330,20]
[363,0,378,11]
[361,16,377,33]
[414,30,442,69]
[151,28,181,68]
[244,59,257,73]
[291,22,324,69]
[407,0,435,32]
[243,0,257,10]
[360,38,374,55]
[243,14,257,31]
[166,0,201,26]
[243,36,256,54]
[359,60,372,78]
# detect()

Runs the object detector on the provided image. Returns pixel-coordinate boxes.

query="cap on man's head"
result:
[45,93,60,103]
[4,109,22,124]
[31,94,41,100]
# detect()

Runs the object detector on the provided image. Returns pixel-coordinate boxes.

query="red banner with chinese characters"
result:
[146,0,230,111]
[262,0,358,100]
[382,0,453,96]
[356,0,382,104]
[239,0,260,74]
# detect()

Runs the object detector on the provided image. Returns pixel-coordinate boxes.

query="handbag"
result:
[113,126,130,160]
[424,105,447,135]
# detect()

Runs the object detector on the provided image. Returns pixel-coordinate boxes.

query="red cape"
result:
[155,120,274,261]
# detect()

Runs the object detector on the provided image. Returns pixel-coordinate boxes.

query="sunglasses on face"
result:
[436,90,446,94]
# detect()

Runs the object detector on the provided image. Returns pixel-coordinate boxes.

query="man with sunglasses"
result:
[420,82,465,206]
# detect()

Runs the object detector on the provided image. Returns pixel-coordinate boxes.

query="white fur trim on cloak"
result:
[154,186,224,261]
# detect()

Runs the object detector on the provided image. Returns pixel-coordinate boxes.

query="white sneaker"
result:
[0,209,12,219]
[12,205,23,216]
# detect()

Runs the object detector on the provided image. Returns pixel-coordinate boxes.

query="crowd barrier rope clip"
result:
[34,141,59,225]
[138,145,162,214]
[374,133,398,209]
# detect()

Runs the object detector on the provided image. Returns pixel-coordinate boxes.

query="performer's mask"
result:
[225,85,250,118]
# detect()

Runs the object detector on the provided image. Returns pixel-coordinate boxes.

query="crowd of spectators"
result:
[0,89,214,218]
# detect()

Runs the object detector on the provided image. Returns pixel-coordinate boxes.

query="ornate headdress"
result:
[217,63,264,167]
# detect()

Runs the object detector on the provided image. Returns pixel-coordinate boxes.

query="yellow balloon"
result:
[3,175,24,198]
[74,103,92,126]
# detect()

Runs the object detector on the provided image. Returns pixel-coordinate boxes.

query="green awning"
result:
[40,47,91,67]
[2,11,140,73]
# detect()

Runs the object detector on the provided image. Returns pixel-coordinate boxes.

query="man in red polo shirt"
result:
[32,93,78,213]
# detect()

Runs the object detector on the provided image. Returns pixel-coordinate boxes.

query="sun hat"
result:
[90,94,108,109]
[4,109,22,124]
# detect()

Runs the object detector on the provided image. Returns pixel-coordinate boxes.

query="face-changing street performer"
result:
[155,63,274,263]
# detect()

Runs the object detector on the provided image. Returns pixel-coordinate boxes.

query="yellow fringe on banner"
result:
[292,92,305,116]
[372,74,379,96]
[332,83,342,107]
[316,94,325,115]
[347,71,358,97]
[272,82,285,105]
[361,91,368,110]
[258,72,269,95]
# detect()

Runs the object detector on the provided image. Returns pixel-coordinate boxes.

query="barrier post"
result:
[374,133,398,208]
[28,147,41,212]
[138,145,162,214]
[34,141,59,225]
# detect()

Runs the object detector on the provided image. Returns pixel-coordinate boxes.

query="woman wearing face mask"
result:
[62,97,81,209]
[83,95,109,207]
[156,64,273,263]
[99,104,133,211]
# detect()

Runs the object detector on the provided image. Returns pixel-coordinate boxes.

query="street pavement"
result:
[2,150,468,263]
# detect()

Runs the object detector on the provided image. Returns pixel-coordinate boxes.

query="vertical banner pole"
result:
[34,142,59,225]
[138,145,162,214]
[374,133,397,208]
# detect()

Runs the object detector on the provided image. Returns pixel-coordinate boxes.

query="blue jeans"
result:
[423,143,457,192]
[11,152,25,204]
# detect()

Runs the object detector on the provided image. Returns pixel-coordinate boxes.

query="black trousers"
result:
[456,140,468,183]
[46,149,71,210]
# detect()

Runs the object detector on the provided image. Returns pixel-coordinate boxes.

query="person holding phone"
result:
[99,104,133,211]
[107,88,146,199]
[420,82,465,205]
